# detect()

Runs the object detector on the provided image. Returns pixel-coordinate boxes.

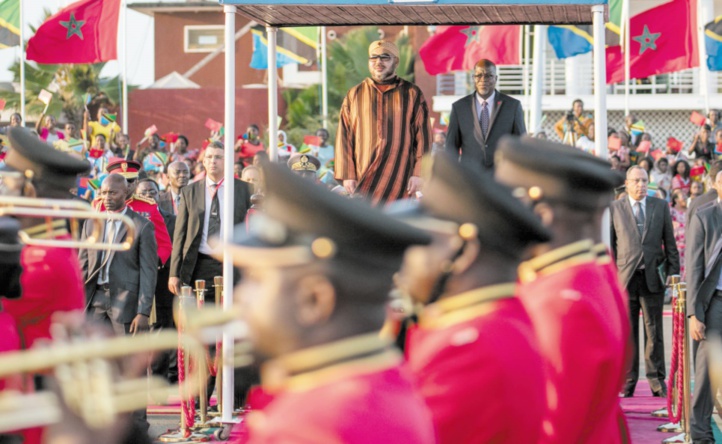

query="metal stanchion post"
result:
[158,286,208,442]
[662,277,691,444]
[213,276,223,417]
[194,280,208,426]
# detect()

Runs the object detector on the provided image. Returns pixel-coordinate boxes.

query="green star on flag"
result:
[632,25,661,55]
[461,26,481,46]
[60,12,85,40]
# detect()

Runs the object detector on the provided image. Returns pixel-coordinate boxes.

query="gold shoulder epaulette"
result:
[132,195,157,205]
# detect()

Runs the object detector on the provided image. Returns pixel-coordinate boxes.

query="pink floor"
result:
[621,380,679,443]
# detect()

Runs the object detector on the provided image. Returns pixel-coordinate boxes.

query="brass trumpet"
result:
[0,195,135,250]
[0,307,252,433]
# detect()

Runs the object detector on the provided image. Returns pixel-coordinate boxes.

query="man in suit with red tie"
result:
[169,142,252,297]
[445,59,526,172]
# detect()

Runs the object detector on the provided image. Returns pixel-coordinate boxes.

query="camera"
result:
[566,111,575,122]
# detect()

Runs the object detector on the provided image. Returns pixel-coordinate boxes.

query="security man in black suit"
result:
[445,59,526,172]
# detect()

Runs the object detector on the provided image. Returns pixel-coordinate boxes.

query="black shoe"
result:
[619,390,634,398]
[652,387,668,398]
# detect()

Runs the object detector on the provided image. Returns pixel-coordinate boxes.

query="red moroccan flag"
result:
[606,0,698,84]
[27,0,120,64]
[419,25,521,75]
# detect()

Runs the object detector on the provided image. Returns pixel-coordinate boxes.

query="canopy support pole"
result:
[592,4,610,246]
[529,25,546,135]
[267,26,279,162]
[221,3,236,424]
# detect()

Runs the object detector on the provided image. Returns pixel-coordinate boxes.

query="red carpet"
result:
[621,380,678,443]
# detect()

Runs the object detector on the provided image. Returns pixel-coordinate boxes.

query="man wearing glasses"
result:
[445,59,526,172]
[335,40,431,206]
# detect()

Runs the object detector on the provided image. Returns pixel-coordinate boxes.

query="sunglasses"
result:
[369,54,393,62]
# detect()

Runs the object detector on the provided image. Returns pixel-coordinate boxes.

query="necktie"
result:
[100,220,116,282]
[173,195,180,215]
[634,201,645,236]
[208,183,221,239]
[480,101,490,136]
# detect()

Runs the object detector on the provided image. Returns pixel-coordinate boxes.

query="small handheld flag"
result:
[691,165,706,179]
[650,149,664,161]
[690,111,707,127]
[144,125,158,137]
[667,137,683,153]
[205,118,223,132]
[608,135,622,152]
[637,140,651,153]
[303,135,321,146]
[38,89,52,105]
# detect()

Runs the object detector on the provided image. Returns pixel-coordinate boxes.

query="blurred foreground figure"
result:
[214,161,436,443]
[389,153,550,443]
[495,136,631,443]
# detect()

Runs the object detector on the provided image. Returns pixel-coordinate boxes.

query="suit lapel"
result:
[621,198,642,243]
[105,214,130,268]
[487,91,504,136]
[468,94,485,145]
[642,197,654,240]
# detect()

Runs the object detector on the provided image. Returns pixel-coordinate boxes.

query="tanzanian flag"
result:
[705,15,722,71]
[605,0,622,47]
[0,0,19,49]
[250,26,319,70]
[548,25,593,59]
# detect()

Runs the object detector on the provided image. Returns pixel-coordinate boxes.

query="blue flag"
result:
[547,25,593,59]
[705,16,722,71]
[250,26,319,70]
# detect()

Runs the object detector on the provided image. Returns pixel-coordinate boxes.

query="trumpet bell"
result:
[0,195,135,250]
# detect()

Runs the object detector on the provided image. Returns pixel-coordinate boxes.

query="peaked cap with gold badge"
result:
[494,136,624,210]
[287,153,321,172]
[388,153,551,259]
[3,127,90,189]
[106,159,142,180]
[215,160,431,269]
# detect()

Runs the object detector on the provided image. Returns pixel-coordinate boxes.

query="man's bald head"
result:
[101,174,128,212]
[474,59,496,71]
[167,160,190,191]
[105,173,128,188]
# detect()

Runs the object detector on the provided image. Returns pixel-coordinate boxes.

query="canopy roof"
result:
[221,0,607,26]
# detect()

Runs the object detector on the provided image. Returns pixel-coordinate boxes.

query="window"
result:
[184,25,224,53]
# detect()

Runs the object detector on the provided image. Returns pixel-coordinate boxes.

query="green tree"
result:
[0,61,124,125]
[283,27,414,148]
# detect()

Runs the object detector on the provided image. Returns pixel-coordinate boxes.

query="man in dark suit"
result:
[610,165,680,397]
[79,174,158,336]
[158,161,190,215]
[686,170,722,443]
[168,141,252,299]
[445,59,526,171]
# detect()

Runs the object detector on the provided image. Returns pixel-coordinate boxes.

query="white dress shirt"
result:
[199,177,224,255]
[475,90,496,123]
[97,207,127,285]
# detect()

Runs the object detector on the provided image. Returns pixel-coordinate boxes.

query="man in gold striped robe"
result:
[335,40,431,206]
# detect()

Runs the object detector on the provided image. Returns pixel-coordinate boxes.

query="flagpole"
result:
[121,0,128,134]
[320,26,328,130]
[530,25,546,135]
[699,0,712,113]
[621,0,631,116]
[523,25,531,127]
[19,0,25,124]
[267,26,278,162]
